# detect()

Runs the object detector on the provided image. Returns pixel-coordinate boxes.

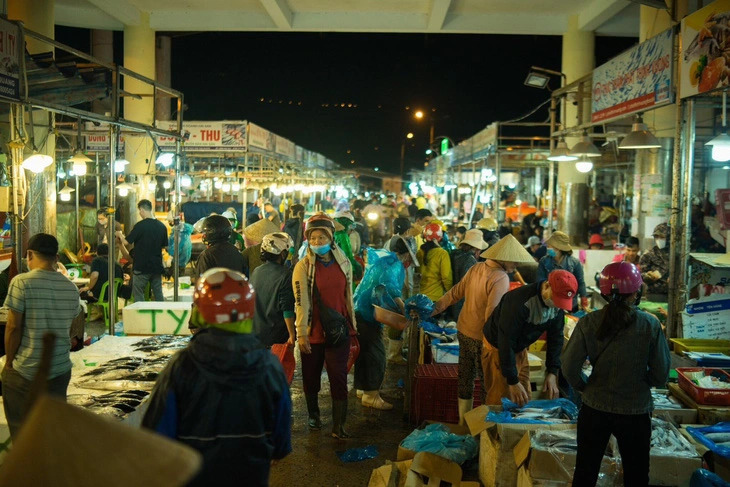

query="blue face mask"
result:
[311,243,331,256]
[547,248,557,258]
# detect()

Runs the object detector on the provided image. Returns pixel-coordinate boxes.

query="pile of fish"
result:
[532,430,580,454]
[68,390,149,420]
[652,390,685,410]
[703,432,730,448]
[651,418,698,457]
[512,405,575,423]
[132,335,190,356]
[77,356,169,391]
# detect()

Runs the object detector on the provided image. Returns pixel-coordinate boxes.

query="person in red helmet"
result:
[482,269,578,406]
[416,222,453,302]
[293,212,357,439]
[588,233,604,250]
[143,268,292,486]
[563,262,669,487]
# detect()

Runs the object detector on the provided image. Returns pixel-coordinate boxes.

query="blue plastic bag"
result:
[687,422,730,458]
[400,423,478,464]
[405,294,434,322]
[486,398,579,424]
[336,445,379,463]
[354,248,405,323]
[690,469,730,487]
[420,320,457,336]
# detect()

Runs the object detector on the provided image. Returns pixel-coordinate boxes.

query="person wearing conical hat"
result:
[537,231,588,311]
[241,217,280,278]
[432,234,534,424]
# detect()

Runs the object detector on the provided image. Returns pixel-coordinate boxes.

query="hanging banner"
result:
[680,0,730,98]
[591,29,673,123]
[248,122,271,151]
[84,123,126,152]
[0,19,20,101]
[156,120,247,151]
[274,135,295,159]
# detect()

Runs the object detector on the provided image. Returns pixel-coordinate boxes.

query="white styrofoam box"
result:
[122,301,192,335]
[682,294,730,339]
[432,340,459,364]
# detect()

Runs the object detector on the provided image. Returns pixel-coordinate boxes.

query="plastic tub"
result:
[677,367,730,406]
[373,305,407,330]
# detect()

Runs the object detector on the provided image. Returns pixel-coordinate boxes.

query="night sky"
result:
[56,28,636,173]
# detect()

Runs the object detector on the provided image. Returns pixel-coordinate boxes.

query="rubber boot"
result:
[458,398,473,426]
[387,339,407,365]
[331,399,351,439]
[362,390,393,410]
[305,393,322,430]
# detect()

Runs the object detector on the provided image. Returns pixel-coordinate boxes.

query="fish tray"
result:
[671,338,730,356]
[410,364,482,424]
[677,367,730,406]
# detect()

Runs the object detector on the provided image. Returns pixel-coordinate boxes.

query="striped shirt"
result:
[4,269,82,380]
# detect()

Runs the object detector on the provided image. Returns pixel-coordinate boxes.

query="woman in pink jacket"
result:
[433,235,535,424]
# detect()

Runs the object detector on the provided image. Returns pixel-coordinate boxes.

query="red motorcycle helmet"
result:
[599,262,643,295]
[423,222,443,242]
[194,268,255,325]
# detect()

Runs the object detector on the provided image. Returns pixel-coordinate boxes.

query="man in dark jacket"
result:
[143,268,291,486]
[196,215,245,277]
[482,269,577,406]
[639,222,670,301]
[282,204,305,266]
[250,233,296,347]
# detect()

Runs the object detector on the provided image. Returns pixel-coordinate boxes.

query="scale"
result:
[66,264,84,280]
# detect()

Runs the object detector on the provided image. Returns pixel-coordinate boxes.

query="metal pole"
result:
[95,153,101,211]
[667,97,686,339]
[494,152,501,217]
[108,124,117,336]
[173,139,181,301]
[678,99,695,338]
[74,175,79,250]
[547,96,557,238]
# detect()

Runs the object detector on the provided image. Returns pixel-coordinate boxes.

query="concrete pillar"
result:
[155,35,172,121]
[124,12,155,176]
[91,30,114,115]
[9,0,57,239]
[559,15,594,244]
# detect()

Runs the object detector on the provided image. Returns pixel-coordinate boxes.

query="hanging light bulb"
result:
[58,181,75,202]
[148,179,158,191]
[114,158,130,173]
[68,150,91,176]
[706,91,730,162]
[232,181,241,192]
[221,182,231,192]
[22,153,53,173]
[575,160,594,173]
[619,113,661,150]
[116,182,133,197]
[547,139,578,162]
[57,166,67,179]
[155,152,175,167]
[163,180,172,189]
[214,180,223,189]
[180,175,192,188]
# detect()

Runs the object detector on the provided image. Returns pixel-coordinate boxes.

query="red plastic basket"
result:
[677,367,730,406]
[410,364,483,424]
[270,344,295,385]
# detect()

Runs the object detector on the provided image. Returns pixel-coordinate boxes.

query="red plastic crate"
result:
[677,367,730,406]
[410,364,483,424]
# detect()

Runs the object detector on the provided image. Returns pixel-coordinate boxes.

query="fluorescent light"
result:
[155,152,175,167]
[22,153,53,173]
[548,139,578,161]
[570,132,601,158]
[575,161,594,173]
[619,114,661,149]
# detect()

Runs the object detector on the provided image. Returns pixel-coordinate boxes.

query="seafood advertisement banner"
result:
[247,122,271,151]
[274,135,296,159]
[681,1,730,98]
[592,29,673,123]
[156,121,247,151]
[0,19,20,101]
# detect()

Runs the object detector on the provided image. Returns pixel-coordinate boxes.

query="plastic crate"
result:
[677,367,730,406]
[410,364,482,424]
[671,339,730,356]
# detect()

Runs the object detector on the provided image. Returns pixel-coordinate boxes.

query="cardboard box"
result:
[122,301,192,335]
[649,453,702,487]
[653,407,698,425]
[463,405,576,487]
[396,421,469,462]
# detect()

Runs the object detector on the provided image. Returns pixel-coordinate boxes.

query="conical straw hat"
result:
[0,395,201,487]
[480,234,535,263]
[243,217,280,243]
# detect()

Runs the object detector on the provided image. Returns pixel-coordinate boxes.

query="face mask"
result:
[547,248,557,258]
[310,243,331,256]
[655,238,667,249]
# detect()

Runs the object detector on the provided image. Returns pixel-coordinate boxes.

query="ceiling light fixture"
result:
[547,139,578,161]
[22,152,53,173]
[706,91,730,162]
[58,181,75,202]
[569,131,602,158]
[116,182,133,197]
[619,113,661,149]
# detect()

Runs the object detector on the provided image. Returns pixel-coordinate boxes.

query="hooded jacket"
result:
[417,243,453,302]
[142,329,291,486]
[292,244,357,340]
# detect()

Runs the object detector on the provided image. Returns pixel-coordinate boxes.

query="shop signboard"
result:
[592,29,673,123]
[274,135,295,159]
[247,122,271,151]
[316,153,326,168]
[295,145,304,163]
[156,120,247,151]
[680,0,730,98]
[84,122,126,152]
[0,19,20,101]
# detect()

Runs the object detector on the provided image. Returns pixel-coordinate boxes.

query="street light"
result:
[414,109,435,144]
